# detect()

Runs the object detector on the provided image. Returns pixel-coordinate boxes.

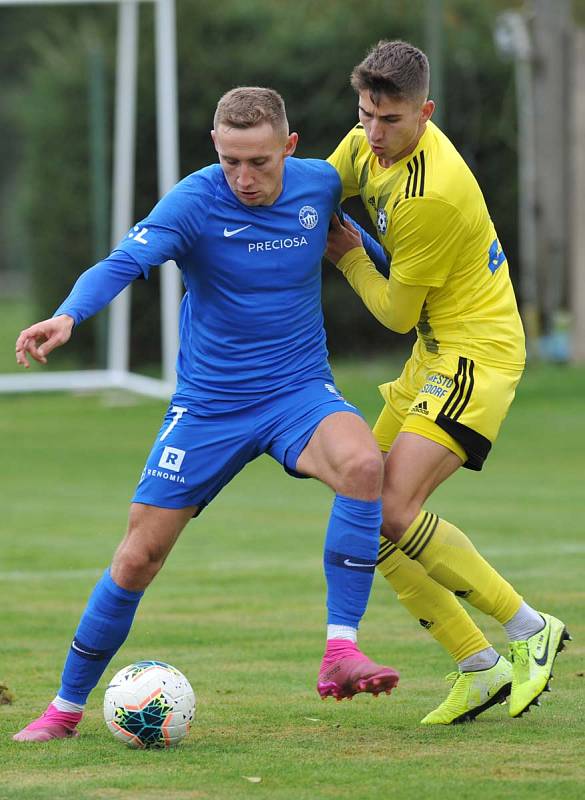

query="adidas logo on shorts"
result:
[411,400,429,415]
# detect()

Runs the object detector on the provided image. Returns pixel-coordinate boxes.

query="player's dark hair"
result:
[214,87,289,138]
[351,40,430,104]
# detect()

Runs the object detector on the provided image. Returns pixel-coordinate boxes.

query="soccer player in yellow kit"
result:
[326,40,570,724]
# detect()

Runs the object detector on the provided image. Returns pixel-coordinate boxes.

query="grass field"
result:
[1,327,584,798]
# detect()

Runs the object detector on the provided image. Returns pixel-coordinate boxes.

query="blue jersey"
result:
[58,158,342,404]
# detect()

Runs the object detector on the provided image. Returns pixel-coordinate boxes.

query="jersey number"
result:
[488,239,506,274]
[160,405,187,442]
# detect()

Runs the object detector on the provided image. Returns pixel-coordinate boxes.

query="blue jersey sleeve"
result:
[343,212,390,278]
[304,158,343,216]
[328,163,343,208]
[113,172,213,276]
[54,251,144,325]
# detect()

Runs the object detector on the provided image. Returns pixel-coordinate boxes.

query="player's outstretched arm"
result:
[14,251,146,369]
[15,314,75,369]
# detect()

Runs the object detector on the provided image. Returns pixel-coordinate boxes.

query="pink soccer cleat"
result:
[12,703,82,742]
[317,641,399,701]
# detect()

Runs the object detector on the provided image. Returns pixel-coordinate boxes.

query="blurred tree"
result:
[8,12,116,365]
[0,5,44,282]
[4,0,552,367]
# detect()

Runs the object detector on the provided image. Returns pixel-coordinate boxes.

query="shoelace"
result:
[509,641,529,667]
[439,672,470,710]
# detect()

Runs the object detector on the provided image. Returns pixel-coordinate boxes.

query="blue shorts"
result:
[132,379,361,511]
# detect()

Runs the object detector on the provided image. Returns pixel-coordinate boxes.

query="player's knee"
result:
[337,450,383,497]
[381,499,421,543]
[111,539,166,590]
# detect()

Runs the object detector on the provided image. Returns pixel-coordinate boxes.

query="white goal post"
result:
[0,0,181,398]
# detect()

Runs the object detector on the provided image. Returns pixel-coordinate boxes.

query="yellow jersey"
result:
[328,121,525,369]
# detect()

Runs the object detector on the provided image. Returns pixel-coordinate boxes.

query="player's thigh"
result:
[379,432,463,539]
[265,379,381,496]
[296,410,383,495]
[133,397,257,513]
[383,431,462,511]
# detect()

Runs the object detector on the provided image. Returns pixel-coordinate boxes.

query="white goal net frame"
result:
[0,0,181,399]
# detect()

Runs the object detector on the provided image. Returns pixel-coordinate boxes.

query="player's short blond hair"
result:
[214,87,289,139]
[351,40,430,104]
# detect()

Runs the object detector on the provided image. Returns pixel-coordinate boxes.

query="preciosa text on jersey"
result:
[248,236,309,253]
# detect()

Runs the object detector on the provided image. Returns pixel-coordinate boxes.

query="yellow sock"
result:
[377,538,490,662]
[397,511,522,624]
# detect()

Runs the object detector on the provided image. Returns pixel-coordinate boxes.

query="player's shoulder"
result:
[287,156,339,181]
[340,122,368,142]
[175,164,224,196]
[147,164,223,225]
[332,123,369,157]
[392,125,476,224]
[287,157,342,196]
[411,123,476,199]
[351,123,368,138]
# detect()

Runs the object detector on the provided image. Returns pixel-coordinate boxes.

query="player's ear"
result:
[284,132,298,157]
[210,129,218,150]
[421,100,435,124]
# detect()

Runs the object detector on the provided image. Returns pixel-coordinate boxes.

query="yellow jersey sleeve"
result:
[336,247,428,333]
[389,197,467,288]
[327,128,362,202]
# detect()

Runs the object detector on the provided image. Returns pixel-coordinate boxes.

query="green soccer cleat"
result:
[420,656,512,725]
[508,612,571,718]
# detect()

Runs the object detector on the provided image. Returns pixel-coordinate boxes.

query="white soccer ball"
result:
[104,660,195,749]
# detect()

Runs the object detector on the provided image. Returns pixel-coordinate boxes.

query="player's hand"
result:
[326,213,363,265]
[15,315,75,368]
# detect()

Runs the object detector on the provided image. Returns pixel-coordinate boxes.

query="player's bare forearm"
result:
[15,253,144,368]
[15,314,74,369]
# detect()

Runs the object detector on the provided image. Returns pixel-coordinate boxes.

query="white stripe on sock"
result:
[458,646,500,672]
[327,624,357,643]
[53,695,85,713]
[503,601,544,641]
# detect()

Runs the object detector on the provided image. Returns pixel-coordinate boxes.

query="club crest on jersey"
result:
[299,205,318,230]
[376,207,388,235]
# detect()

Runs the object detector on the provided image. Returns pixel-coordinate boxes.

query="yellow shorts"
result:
[373,350,523,471]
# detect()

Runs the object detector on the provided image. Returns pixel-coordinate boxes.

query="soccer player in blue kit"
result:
[13,87,399,742]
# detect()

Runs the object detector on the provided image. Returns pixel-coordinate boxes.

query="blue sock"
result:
[59,568,143,704]
[323,494,382,628]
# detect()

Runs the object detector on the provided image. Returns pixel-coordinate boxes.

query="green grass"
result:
[0,361,584,800]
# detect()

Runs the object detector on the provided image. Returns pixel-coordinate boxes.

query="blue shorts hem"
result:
[130,494,207,513]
